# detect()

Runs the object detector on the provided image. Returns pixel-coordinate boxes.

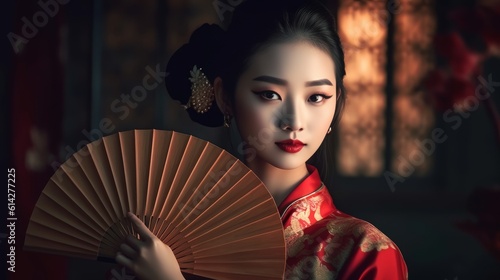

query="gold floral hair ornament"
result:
[183,65,215,114]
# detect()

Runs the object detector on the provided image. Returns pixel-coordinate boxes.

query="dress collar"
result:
[277,164,323,215]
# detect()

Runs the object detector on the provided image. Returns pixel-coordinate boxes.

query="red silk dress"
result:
[279,165,408,280]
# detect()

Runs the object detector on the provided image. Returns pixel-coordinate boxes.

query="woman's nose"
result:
[278,100,304,132]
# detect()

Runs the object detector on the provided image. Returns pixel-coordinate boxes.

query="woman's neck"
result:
[245,159,309,206]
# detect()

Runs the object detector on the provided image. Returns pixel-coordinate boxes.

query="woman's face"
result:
[233,40,337,170]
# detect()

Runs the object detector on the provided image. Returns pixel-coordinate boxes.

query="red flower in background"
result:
[434,32,483,79]
[425,32,482,111]
[424,2,500,112]
[449,5,500,52]
[435,2,500,261]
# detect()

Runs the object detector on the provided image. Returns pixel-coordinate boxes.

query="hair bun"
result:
[165,23,226,127]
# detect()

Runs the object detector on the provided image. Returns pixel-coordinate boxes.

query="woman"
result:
[115,0,408,279]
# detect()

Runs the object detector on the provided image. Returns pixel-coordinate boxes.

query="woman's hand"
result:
[115,212,185,280]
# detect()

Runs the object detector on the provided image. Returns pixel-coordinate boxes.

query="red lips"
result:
[275,139,305,153]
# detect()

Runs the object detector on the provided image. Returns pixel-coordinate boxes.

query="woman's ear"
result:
[214,77,233,115]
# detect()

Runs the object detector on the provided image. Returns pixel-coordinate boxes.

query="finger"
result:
[127,212,153,242]
[115,251,133,271]
[125,234,143,251]
[119,243,138,260]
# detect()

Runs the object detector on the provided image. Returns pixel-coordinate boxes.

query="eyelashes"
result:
[319,94,334,99]
[310,94,334,103]
[253,90,281,100]
[251,90,334,103]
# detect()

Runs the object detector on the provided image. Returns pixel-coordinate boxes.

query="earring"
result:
[183,65,214,113]
[223,113,232,128]
[327,127,332,134]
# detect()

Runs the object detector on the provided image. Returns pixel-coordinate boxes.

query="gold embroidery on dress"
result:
[286,233,309,258]
[320,236,354,269]
[283,182,402,278]
[284,194,325,238]
[326,216,396,252]
[285,231,356,279]
[284,194,327,257]
[286,255,336,280]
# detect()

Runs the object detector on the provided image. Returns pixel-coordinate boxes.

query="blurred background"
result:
[2,0,500,279]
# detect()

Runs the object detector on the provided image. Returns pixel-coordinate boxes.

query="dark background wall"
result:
[2,0,500,279]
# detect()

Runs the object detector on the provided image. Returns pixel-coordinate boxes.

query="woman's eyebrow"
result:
[305,79,333,87]
[253,76,333,87]
[253,76,287,86]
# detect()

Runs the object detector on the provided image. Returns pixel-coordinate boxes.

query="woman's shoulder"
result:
[283,178,408,279]
[287,211,408,280]
[318,211,408,279]
[321,210,398,253]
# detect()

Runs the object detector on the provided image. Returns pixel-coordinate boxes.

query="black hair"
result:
[166,0,346,187]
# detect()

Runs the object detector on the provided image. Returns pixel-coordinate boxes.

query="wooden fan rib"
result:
[169,198,272,251]
[155,146,226,240]
[174,225,285,274]
[173,161,250,235]
[30,203,101,244]
[193,260,285,270]
[30,196,118,251]
[101,217,135,248]
[190,229,285,256]
[185,270,282,280]
[89,138,124,222]
[175,243,195,260]
[180,172,269,236]
[191,246,287,260]
[59,160,111,231]
[158,136,209,225]
[185,248,284,263]
[183,187,275,241]
[97,220,138,259]
[159,158,282,252]
[187,213,282,249]
[24,235,97,259]
[56,165,109,229]
[74,146,117,225]
[169,237,193,257]
[155,132,191,219]
[120,215,135,235]
[134,129,153,218]
[38,179,107,236]
[25,221,100,253]
[27,221,108,252]
[149,132,189,232]
[103,133,129,218]
[163,225,186,248]
[187,258,285,277]
[161,143,223,223]
[183,264,284,280]
[186,199,282,244]
[147,216,161,237]
[145,130,172,227]
[112,213,132,238]
[119,130,137,213]
[26,129,286,279]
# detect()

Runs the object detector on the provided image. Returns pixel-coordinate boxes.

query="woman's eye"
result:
[309,94,333,103]
[258,91,281,101]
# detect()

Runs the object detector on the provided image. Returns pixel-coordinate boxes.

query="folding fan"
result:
[24,129,286,280]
